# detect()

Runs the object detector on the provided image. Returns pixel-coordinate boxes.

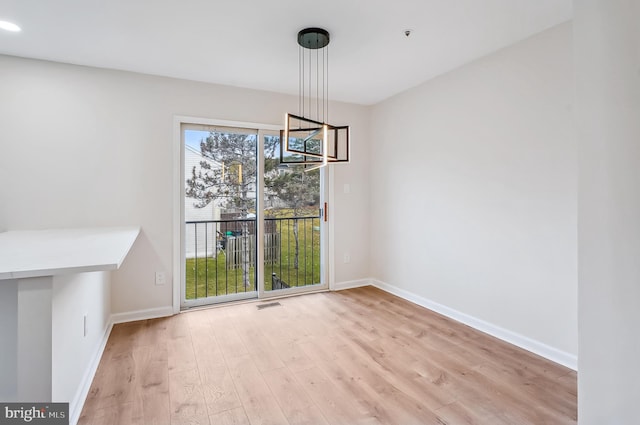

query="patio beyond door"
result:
[181,123,327,309]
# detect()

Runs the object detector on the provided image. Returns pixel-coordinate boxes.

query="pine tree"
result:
[186,132,320,287]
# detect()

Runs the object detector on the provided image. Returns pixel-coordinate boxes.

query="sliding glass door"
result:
[181,123,327,309]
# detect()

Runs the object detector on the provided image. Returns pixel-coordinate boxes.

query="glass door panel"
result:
[262,132,326,295]
[182,124,258,308]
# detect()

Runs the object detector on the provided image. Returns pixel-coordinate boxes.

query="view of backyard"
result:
[185,211,321,299]
[184,127,323,303]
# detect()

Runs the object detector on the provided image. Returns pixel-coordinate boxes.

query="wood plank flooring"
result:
[78,286,577,425]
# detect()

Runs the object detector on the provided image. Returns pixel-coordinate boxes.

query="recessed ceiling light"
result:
[0,20,21,32]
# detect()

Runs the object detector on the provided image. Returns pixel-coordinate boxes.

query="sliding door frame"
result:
[172,115,331,313]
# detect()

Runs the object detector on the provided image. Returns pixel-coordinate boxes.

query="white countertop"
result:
[0,226,140,280]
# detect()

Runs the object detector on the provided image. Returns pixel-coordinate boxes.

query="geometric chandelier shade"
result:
[281,27,350,171]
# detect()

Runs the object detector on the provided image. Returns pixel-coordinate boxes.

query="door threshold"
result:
[180,288,330,313]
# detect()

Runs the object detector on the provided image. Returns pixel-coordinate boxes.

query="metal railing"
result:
[185,216,321,300]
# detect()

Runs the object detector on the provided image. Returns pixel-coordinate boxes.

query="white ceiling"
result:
[0,0,571,105]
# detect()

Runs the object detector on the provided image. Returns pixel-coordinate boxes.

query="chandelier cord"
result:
[299,43,302,118]
[308,40,311,125]
[298,31,330,125]
[325,39,328,123]
[316,34,319,123]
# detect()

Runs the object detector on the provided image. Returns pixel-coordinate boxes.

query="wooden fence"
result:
[225,233,280,270]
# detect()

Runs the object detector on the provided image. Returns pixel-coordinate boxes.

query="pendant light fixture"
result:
[281,27,349,171]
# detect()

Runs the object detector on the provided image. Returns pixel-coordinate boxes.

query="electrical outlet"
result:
[155,271,166,286]
[343,253,351,263]
[343,183,351,194]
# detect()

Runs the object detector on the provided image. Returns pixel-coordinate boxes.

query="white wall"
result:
[0,272,110,422]
[0,55,371,314]
[575,1,640,423]
[370,23,577,361]
[52,271,110,419]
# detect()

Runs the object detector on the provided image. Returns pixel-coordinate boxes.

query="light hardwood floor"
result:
[79,286,577,425]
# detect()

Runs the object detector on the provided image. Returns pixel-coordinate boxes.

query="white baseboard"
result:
[68,320,113,425]
[332,278,372,291]
[370,279,578,371]
[110,305,175,324]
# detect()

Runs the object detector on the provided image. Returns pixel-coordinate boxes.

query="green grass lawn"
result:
[185,214,321,300]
